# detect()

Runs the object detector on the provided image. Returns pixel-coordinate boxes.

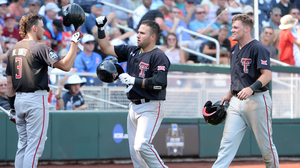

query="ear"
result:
[151,33,156,41]
[32,25,37,32]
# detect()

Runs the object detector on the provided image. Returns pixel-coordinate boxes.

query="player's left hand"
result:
[119,73,135,85]
[71,29,83,43]
[9,109,16,123]
[237,87,254,100]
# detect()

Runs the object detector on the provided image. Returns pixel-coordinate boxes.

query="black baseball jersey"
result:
[230,40,271,94]
[6,40,61,92]
[114,45,170,100]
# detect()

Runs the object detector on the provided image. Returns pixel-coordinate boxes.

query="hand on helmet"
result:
[95,16,107,31]
[71,29,83,43]
[119,73,135,85]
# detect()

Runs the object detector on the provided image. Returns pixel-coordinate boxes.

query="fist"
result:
[95,16,107,31]
[71,29,83,43]
[119,73,135,85]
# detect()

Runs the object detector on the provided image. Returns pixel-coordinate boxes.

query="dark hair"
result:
[19,13,43,38]
[289,6,299,14]
[232,14,253,32]
[141,20,161,41]
[216,7,226,16]
[262,26,273,32]
[164,32,179,49]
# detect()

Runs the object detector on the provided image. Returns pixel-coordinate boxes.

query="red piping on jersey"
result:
[263,94,276,168]
[32,95,45,168]
[148,102,165,167]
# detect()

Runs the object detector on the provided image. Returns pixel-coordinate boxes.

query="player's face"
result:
[231,20,246,41]
[69,84,80,95]
[137,24,152,48]
[36,20,45,41]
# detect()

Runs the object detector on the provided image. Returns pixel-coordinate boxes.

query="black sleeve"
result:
[114,45,139,62]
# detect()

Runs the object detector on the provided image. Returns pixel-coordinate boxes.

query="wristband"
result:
[249,80,262,91]
[8,95,16,109]
[98,29,106,39]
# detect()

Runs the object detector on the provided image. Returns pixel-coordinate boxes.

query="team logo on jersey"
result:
[241,58,251,73]
[139,62,149,78]
[130,51,135,57]
[157,66,165,71]
[166,124,184,156]
[49,52,58,59]
[261,60,267,65]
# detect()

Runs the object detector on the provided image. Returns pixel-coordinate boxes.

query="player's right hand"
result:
[95,16,107,31]
[71,29,83,44]
[9,109,16,124]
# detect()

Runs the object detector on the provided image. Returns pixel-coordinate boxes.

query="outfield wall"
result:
[1,112,300,161]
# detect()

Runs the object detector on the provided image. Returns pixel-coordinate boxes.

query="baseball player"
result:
[95,16,170,168]
[6,13,83,168]
[212,14,279,168]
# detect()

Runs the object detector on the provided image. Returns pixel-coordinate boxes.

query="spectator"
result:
[108,27,135,46]
[215,7,232,38]
[102,0,131,25]
[200,0,219,23]
[0,24,7,55]
[3,13,22,48]
[150,0,164,9]
[132,0,152,29]
[163,0,176,18]
[44,19,65,52]
[42,2,61,26]
[6,0,27,23]
[160,32,185,63]
[0,76,9,110]
[177,0,197,25]
[165,6,203,61]
[260,26,278,60]
[128,0,142,11]
[74,34,103,85]
[56,74,88,110]
[202,24,231,64]
[189,5,219,37]
[270,28,281,51]
[80,0,116,35]
[273,0,295,17]
[26,0,41,15]
[290,7,300,38]
[265,7,282,31]
[38,0,55,16]
[226,0,243,21]
[243,5,254,37]
[0,0,8,27]
[278,14,300,65]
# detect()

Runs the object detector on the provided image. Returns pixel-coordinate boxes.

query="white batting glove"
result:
[119,73,135,85]
[71,29,83,43]
[95,16,107,31]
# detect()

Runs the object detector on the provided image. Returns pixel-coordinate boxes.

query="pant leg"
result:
[133,101,168,168]
[127,102,148,168]
[212,97,247,168]
[243,92,279,168]
[14,95,27,168]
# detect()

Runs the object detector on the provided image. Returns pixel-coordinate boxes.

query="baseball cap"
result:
[28,0,40,5]
[0,0,7,5]
[81,34,95,44]
[92,0,104,6]
[243,5,253,14]
[45,2,61,12]
[4,13,14,21]
[53,19,64,32]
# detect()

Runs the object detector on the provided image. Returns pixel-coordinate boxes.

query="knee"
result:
[134,141,150,153]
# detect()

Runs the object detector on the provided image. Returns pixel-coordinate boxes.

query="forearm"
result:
[74,103,88,110]
[7,76,15,97]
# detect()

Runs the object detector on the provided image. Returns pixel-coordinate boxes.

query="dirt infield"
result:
[1,160,299,168]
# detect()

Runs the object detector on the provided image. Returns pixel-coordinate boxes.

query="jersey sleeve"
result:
[150,49,171,74]
[31,42,61,68]
[114,45,138,63]
[255,43,271,70]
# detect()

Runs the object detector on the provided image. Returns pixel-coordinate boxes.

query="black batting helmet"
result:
[62,3,86,30]
[96,58,124,83]
[202,100,229,125]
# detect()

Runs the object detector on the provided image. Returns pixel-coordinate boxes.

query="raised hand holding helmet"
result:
[71,29,83,44]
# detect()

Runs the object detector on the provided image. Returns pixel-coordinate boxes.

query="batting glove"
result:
[119,73,135,85]
[71,29,83,43]
[95,16,107,31]
[9,109,16,124]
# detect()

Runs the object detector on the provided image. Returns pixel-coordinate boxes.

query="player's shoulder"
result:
[29,41,51,52]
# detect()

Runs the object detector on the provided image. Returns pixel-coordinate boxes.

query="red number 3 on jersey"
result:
[15,57,22,79]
